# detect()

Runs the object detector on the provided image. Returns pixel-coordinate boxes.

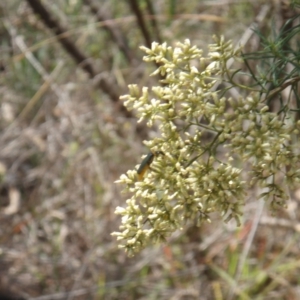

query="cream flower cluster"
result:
[113,37,300,256]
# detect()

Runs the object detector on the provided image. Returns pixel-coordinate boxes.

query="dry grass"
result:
[1,0,300,299]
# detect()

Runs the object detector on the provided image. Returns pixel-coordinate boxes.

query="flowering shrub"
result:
[112,36,300,256]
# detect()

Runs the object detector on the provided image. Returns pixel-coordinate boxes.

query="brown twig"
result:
[128,0,152,49]
[145,0,162,43]
[25,0,120,103]
[83,0,134,64]
[263,76,300,102]
[128,0,166,80]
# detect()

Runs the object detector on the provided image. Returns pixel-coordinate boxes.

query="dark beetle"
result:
[137,151,164,180]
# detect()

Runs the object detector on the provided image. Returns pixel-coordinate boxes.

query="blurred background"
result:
[1,0,300,299]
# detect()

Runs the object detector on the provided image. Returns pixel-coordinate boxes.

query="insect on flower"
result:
[137,151,165,180]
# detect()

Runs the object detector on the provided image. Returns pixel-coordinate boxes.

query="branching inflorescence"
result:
[112,36,300,256]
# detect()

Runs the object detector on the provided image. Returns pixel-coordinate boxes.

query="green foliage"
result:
[113,32,300,256]
[242,15,300,108]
